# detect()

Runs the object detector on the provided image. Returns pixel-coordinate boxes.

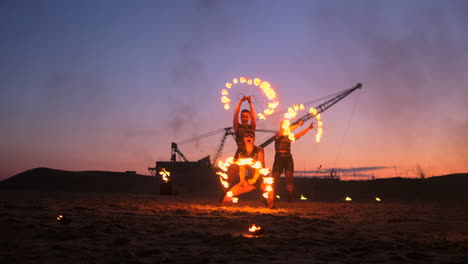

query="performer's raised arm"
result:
[233,96,247,131]
[246,96,256,130]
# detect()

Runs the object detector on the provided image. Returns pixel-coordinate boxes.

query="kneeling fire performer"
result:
[220,130,275,208]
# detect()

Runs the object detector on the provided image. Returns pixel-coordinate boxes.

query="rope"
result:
[332,88,362,171]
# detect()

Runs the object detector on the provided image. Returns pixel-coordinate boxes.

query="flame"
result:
[236,158,254,166]
[300,194,308,200]
[222,76,279,120]
[375,197,382,202]
[263,177,274,185]
[232,197,239,203]
[309,108,318,116]
[216,171,228,180]
[299,104,305,110]
[345,196,352,201]
[259,81,277,100]
[159,168,171,182]
[227,191,233,198]
[265,186,273,192]
[259,168,270,176]
[249,224,261,232]
[252,161,263,169]
[276,195,280,199]
[263,192,269,198]
[220,179,229,188]
[221,96,231,104]
[268,101,279,109]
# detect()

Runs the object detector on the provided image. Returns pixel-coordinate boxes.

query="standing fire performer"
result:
[225,96,257,187]
[220,130,274,208]
[272,120,314,203]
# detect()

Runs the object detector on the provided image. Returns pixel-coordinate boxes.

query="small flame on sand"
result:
[249,224,261,232]
[375,197,382,202]
[300,194,308,200]
[345,196,352,202]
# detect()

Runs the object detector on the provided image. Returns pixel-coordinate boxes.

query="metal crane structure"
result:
[155,82,363,169]
[260,82,362,148]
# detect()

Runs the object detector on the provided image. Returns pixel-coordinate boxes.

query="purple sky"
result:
[1,0,467,180]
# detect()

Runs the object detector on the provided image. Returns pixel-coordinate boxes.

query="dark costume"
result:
[272,135,294,173]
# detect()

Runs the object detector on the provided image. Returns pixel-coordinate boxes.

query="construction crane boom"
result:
[259,83,362,148]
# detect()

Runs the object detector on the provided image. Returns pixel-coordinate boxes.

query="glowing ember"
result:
[56,214,71,224]
[345,196,352,202]
[159,168,171,183]
[375,197,382,202]
[300,194,308,200]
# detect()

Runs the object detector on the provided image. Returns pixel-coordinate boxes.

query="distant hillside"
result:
[0,167,159,194]
[1,168,467,201]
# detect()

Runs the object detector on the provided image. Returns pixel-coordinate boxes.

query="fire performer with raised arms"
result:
[272,120,314,204]
[225,95,257,187]
[220,130,274,208]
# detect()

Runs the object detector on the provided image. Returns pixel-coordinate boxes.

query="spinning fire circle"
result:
[221,76,279,120]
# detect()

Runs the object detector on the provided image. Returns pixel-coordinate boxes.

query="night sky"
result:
[1,0,467,180]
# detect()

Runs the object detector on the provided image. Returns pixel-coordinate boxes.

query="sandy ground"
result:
[1,191,467,264]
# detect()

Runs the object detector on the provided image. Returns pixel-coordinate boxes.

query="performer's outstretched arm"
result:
[294,122,314,141]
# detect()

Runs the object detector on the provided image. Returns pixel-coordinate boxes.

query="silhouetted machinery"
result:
[148,83,362,195]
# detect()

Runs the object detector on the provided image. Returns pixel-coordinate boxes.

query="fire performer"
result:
[221,130,274,208]
[233,95,256,156]
[225,96,257,187]
[272,120,314,203]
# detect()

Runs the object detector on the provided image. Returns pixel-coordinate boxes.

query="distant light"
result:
[375,197,382,202]
[300,194,308,200]
[345,196,352,202]
[276,195,280,199]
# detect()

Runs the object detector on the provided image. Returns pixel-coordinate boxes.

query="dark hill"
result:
[288,173,468,202]
[0,167,159,194]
